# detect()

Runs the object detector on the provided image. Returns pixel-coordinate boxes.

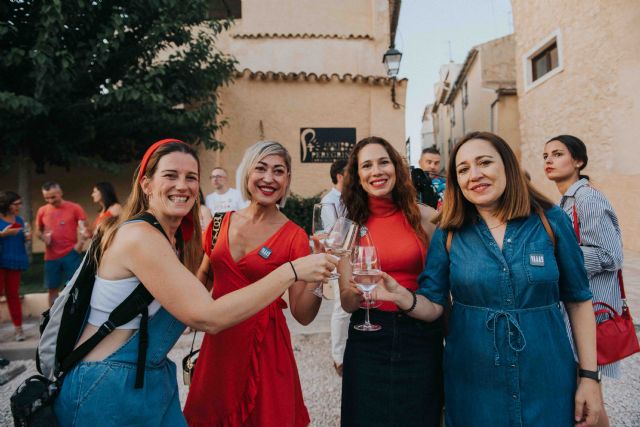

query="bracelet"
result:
[398,290,417,314]
[288,261,298,282]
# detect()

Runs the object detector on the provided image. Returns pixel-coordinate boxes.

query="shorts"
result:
[44,250,81,289]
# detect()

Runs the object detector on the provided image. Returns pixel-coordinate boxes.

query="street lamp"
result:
[382,47,402,108]
[382,47,403,78]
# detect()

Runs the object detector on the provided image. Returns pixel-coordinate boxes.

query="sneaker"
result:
[15,332,25,342]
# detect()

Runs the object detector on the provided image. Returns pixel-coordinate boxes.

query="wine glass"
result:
[309,203,338,298]
[353,227,381,309]
[352,245,382,331]
[324,217,359,279]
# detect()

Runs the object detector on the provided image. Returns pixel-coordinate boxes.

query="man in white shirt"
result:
[320,159,349,376]
[205,167,248,215]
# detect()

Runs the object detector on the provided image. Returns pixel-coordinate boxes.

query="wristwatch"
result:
[578,368,601,383]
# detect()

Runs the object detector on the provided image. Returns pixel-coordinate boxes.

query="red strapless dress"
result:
[183,212,311,427]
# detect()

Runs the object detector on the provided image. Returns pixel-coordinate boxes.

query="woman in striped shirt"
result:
[543,134,623,427]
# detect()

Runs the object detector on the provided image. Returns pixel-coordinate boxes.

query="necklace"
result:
[487,222,506,230]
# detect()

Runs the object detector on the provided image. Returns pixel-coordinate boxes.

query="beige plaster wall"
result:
[494,95,521,159]
[512,0,640,249]
[212,0,391,77]
[203,76,407,197]
[479,34,517,90]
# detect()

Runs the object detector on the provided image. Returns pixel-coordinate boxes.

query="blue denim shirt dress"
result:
[417,206,592,427]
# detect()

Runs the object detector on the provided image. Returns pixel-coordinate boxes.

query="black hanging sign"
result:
[300,128,356,163]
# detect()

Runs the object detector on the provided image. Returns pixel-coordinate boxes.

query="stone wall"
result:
[512,0,640,249]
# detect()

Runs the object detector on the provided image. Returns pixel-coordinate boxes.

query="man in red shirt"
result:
[35,182,89,306]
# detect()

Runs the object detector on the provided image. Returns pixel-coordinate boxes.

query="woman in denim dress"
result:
[53,140,337,426]
[544,134,624,427]
[375,132,603,427]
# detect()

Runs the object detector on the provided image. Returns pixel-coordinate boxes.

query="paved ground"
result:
[1,250,639,426]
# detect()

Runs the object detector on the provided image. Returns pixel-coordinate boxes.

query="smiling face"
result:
[543,140,582,183]
[247,154,290,206]
[142,151,199,220]
[357,143,396,198]
[455,139,506,211]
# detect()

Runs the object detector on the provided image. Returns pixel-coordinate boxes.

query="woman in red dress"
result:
[184,141,327,427]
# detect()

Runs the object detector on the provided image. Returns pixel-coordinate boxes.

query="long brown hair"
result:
[438,131,553,229]
[342,136,427,246]
[98,142,203,273]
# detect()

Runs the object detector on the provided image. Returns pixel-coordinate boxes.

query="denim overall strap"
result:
[104,307,185,367]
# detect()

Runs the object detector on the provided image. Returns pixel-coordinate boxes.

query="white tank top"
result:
[88,275,161,329]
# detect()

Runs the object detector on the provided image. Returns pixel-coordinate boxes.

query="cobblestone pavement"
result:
[1,249,639,426]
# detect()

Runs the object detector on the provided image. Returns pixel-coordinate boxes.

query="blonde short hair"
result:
[238,140,292,208]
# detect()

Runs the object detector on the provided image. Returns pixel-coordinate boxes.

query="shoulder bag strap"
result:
[536,208,556,249]
[189,212,225,356]
[210,212,225,252]
[571,199,626,306]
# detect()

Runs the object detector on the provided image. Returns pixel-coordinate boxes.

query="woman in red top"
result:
[184,141,328,427]
[337,137,443,426]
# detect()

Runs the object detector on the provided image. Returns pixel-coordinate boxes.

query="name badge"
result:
[258,246,272,259]
[530,253,545,267]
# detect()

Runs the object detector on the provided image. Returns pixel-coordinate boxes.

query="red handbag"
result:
[572,205,640,365]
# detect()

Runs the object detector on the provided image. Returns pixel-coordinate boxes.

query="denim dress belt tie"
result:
[455,301,559,366]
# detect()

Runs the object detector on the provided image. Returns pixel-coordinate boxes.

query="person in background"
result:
[35,182,90,306]
[337,136,442,426]
[184,141,331,426]
[321,159,350,376]
[0,191,30,341]
[419,146,446,210]
[53,139,336,426]
[544,134,623,427]
[377,132,602,426]
[205,166,248,215]
[198,188,213,231]
[90,182,122,232]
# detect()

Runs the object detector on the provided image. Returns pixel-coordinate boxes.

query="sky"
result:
[395,0,513,165]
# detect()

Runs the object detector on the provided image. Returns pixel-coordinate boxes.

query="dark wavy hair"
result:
[342,136,427,246]
[439,131,553,229]
[94,182,119,212]
[545,134,589,180]
[0,190,21,215]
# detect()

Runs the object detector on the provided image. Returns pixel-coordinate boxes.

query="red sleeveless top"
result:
[365,196,427,312]
[183,212,311,427]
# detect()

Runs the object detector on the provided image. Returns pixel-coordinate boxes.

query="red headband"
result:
[139,138,195,243]
[138,138,188,181]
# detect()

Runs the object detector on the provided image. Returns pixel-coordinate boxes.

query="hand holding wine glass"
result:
[309,203,338,298]
[351,245,382,332]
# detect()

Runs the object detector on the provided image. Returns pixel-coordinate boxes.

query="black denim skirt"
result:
[341,309,444,427]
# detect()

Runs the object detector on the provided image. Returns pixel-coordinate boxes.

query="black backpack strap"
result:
[58,212,171,388]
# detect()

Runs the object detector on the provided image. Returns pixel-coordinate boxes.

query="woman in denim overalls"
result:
[53,140,337,426]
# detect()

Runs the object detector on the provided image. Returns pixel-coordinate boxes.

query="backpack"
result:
[11,212,175,426]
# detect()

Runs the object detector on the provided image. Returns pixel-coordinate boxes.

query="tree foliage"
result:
[0,0,237,172]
